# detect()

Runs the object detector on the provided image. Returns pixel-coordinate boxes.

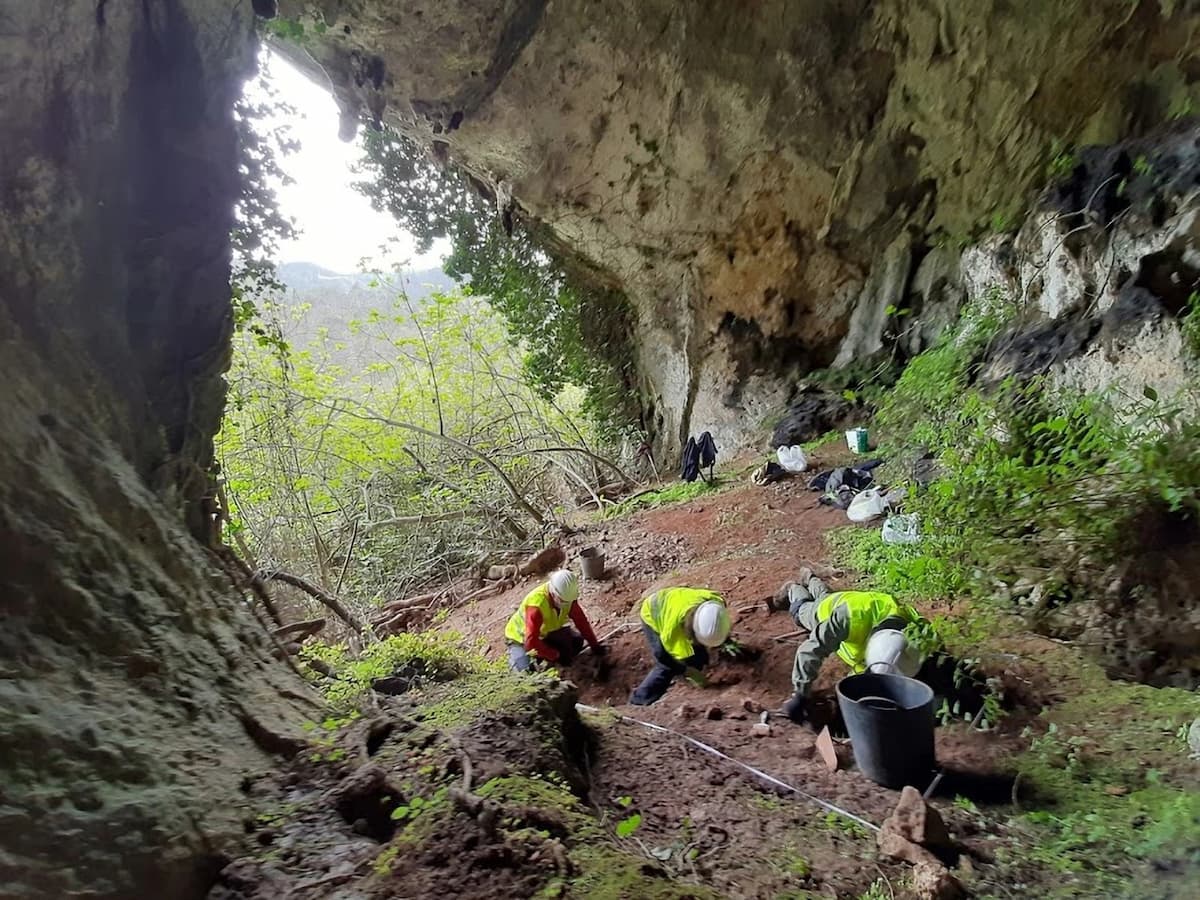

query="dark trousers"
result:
[507,627,584,672]
[629,624,709,705]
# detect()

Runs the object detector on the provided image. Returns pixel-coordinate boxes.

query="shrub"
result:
[864,280,1200,614]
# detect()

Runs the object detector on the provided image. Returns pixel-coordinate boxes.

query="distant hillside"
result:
[274,262,457,362]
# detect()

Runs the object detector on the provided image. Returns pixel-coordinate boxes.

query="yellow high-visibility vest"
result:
[504,583,572,653]
[639,588,724,662]
[815,591,917,671]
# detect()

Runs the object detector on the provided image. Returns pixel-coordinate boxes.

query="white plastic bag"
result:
[881,513,921,544]
[847,488,888,522]
[776,445,809,473]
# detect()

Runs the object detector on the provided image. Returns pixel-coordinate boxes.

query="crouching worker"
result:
[505,570,604,672]
[630,588,731,705]
[769,569,923,723]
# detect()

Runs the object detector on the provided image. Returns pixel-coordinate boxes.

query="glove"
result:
[684,667,708,687]
[782,693,807,724]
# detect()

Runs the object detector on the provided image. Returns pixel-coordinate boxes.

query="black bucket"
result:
[836,673,936,789]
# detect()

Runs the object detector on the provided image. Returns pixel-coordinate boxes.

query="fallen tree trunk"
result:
[272,618,326,642]
[257,570,365,634]
[371,590,443,620]
[371,580,513,635]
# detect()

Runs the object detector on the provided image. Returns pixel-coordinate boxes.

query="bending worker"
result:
[630,587,731,705]
[768,568,923,723]
[505,570,603,671]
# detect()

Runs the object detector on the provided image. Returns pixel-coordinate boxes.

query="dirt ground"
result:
[213,452,1199,899]
[441,459,1027,800]
[423,459,1039,893]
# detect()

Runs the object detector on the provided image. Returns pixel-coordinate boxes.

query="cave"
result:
[2,1,1199,897]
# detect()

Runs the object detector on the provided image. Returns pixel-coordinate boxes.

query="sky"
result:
[245,50,449,274]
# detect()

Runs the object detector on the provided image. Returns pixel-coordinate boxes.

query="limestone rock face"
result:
[0,3,311,897]
[970,125,1200,407]
[281,0,1200,452]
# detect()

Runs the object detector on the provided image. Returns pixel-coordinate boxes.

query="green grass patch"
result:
[411,669,552,729]
[604,478,720,518]
[997,671,1200,896]
[301,630,498,710]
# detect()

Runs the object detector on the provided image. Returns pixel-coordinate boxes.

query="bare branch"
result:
[493,445,636,485]
[364,510,478,532]
[272,618,326,641]
[330,401,548,526]
[400,446,530,541]
[256,569,365,633]
[334,518,360,596]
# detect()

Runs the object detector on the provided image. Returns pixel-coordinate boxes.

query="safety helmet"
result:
[548,570,579,606]
[865,628,921,677]
[693,601,732,647]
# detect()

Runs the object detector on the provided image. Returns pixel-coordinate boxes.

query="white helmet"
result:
[865,628,921,677]
[693,601,731,647]
[548,570,579,605]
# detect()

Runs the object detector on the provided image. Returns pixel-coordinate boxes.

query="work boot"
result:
[782,693,807,724]
[767,583,796,612]
[768,580,813,612]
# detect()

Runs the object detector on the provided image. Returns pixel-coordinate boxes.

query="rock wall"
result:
[279,0,1200,453]
[0,3,312,897]
[970,124,1200,403]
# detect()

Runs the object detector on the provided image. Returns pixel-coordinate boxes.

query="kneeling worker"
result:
[769,569,923,723]
[630,587,731,705]
[505,570,603,671]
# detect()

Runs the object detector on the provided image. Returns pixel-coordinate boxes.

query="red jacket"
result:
[524,602,599,661]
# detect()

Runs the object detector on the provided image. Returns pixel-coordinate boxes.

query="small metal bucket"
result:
[579,546,606,580]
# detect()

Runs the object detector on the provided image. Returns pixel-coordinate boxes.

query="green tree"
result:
[354,127,638,439]
[217,281,626,624]
[231,66,298,340]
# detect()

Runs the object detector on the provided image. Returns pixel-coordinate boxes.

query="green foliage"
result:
[822,812,870,839]
[857,880,890,900]
[413,669,548,729]
[989,208,1018,234]
[868,284,1200,606]
[875,287,1015,453]
[262,17,308,42]
[898,381,1200,585]
[1131,154,1153,178]
[219,285,607,606]
[302,631,492,710]
[615,813,643,838]
[355,127,639,437]
[953,795,979,813]
[801,429,843,452]
[603,479,719,518]
[230,68,298,354]
[828,526,968,600]
[767,843,812,881]
[390,789,447,822]
[373,844,400,876]
[472,776,718,900]
[1046,150,1077,181]
[1180,290,1200,356]
[1167,92,1195,120]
